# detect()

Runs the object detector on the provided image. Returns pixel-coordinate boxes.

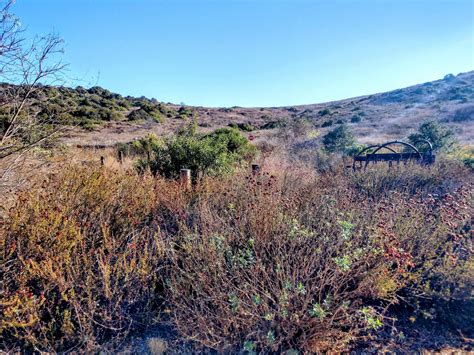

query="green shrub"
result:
[128,108,151,121]
[260,120,286,130]
[156,103,176,118]
[321,120,333,127]
[239,123,255,132]
[87,86,113,98]
[101,108,123,121]
[177,106,193,119]
[129,133,161,159]
[322,125,356,154]
[132,108,155,121]
[318,108,331,116]
[448,145,474,169]
[0,83,174,129]
[79,120,100,131]
[115,134,164,160]
[138,124,256,179]
[351,114,362,123]
[128,104,166,123]
[408,121,458,153]
[228,122,255,132]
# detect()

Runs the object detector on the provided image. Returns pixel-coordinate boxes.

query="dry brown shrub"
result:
[1,166,171,351]
[165,167,472,352]
[0,160,472,352]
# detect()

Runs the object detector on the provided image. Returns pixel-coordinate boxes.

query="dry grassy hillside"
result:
[1,1,472,351]
[57,71,473,146]
[1,73,473,353]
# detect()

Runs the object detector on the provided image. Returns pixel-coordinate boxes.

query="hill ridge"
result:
[1,71,472,146]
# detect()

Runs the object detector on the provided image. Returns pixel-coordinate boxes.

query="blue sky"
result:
[14,0,474,107]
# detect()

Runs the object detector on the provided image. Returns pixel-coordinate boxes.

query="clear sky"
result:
[13,0,474,107]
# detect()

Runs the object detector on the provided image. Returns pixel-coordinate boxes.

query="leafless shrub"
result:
[0,0,66,193]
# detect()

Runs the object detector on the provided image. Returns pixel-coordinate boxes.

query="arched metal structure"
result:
[352,144,397,170]
[352,139,435,171]
[413,139,435,164]
[413,139,433,152]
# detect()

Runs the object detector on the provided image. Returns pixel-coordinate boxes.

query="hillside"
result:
[2,71,473,147]
[2,72,473,355]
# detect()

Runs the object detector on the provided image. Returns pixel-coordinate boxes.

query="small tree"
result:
[138,123,256,179]
[322,124,356,154]
[0,0,66,191]
[408,121,458,153]
[0,3,65,157]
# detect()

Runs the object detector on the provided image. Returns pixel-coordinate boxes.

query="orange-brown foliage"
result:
[0,160,472,352]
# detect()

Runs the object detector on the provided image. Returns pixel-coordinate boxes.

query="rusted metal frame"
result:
[355,152,422,161]
[352,140,437,171]
[352,144,397,171]
[363,141,422,169]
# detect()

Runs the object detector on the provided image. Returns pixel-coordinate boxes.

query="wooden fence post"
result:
[251,164,260,176]
[100,156,105,166]
[180,168,191,190]
[118,150,124,164]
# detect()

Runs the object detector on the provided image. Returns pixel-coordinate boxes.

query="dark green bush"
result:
[322,124,356,154]
[260,120,287,129]
[318,108,331,116]
[127,108,154,121]
[408,121,458,153]
[239,123,254,132]
[351,114,362,123]
[228,122,255,132]
[177,106,193,119]
[137,124,256,179]
[87,86,113,98]
[0,83,177,129]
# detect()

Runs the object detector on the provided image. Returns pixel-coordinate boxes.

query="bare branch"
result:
[0,0,67,189]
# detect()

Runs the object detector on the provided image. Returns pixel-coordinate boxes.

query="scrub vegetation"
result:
[0,2,473,352]
[1,150,472,352]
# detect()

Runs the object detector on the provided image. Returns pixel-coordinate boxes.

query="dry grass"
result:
[57,72,474,148]
[0,156,472,352]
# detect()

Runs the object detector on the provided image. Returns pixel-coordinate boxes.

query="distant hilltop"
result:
[1,71,473,146]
